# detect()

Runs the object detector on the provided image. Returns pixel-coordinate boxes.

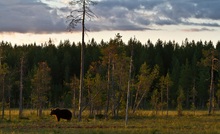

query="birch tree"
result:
[65,75,79,118]
[132,63,159,113]
[159,73,172,116]
[31,62,51,117]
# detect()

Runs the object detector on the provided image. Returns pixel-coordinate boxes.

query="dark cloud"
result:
[0,0,219,33]
[91,0,220,31]
[193,0,220,20]
[0,0,66,33]
[91,0,155,31]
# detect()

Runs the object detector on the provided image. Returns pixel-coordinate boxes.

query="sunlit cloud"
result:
[182,27,215,32]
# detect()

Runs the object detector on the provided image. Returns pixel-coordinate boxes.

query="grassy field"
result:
[1,109,220,134]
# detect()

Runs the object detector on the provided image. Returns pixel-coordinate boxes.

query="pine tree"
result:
[151,89,159,115]
[201,48,219,114]
[0,62,9,119]
[177,87,185,116]
[67,0,97,121]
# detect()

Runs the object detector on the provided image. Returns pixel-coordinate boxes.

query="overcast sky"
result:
[0,0,220,44]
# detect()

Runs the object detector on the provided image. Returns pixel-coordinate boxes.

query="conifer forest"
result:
[1,36,220,117]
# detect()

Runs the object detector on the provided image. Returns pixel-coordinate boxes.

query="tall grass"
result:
[1,109,220,133]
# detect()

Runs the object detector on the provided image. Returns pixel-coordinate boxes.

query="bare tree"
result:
[201,48,219,115]
[67,0,96,122]
[19,56,24,118]
[125,40,133,126]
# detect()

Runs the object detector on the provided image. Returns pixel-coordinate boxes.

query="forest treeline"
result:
[1,35,220,117]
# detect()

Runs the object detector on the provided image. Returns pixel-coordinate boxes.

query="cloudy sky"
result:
[0,0,220,45]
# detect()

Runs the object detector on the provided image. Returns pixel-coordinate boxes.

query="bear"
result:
[50,108,72,122]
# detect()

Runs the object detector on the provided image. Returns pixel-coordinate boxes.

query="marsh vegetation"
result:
[1,109,220,134]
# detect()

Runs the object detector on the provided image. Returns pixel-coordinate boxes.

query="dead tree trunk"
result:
[1,75,5,119]
[166,84,169,116]
[208,57,214,115]
[19,57,24,118]
[125,46,133,126]
[78,0,86,122]
[105,55,111,119]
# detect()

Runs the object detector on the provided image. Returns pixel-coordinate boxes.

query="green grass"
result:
[1,109,220,133]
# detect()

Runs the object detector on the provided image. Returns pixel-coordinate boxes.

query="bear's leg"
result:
[56,116,60,122]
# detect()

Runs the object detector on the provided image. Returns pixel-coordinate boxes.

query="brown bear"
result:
[50,108,72,122]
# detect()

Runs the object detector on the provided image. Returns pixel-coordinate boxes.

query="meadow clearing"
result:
[1,109,220,134]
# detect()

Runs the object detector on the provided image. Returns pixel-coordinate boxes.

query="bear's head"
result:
[50,108,60,115]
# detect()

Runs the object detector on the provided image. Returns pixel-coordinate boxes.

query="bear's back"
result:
[58,109,72,120]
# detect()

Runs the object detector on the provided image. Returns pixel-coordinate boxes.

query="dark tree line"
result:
[1,37,220,118]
